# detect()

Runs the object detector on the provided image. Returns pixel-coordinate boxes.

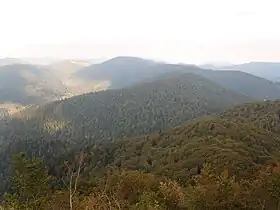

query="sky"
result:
[0,0,279,64]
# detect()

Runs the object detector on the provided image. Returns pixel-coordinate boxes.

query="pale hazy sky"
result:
[0,0,279,64]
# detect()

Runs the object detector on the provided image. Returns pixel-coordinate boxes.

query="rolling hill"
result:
[1,72,280,207]
[75,57,280,100]
[72,56,158,92]
[0,72,252,145]
[75,57,190,89]
[0,72,254,193]
[1,57,280,105]
[195,70,280,100]
[203,62,280,82]
[0,64,67,105]
[223,62,280,82]
[1,89,279,200]
[48,59,108,96]
[48,59,92,78]
[67,99,280,183]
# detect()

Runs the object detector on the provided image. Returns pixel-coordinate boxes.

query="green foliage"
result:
[53,163,280,209]
[0,72,252,194]
[186,163,280,210]
[6,153,280,209]
[83,100,280,184]
[79,170,186,210]
[2,61,280,209]
[4,152,51,209]
[77,56,280,100]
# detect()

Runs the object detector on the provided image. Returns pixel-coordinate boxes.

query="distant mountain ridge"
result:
[1,56,280,112]
[75,57,158,88]
[0,76,276,195]
[0,72,252,145]
[75,56,280,100]
[0,64,67,105]
[201,61,280,82]
[224,62,280,82]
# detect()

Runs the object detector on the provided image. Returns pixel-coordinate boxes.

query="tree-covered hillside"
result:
[1,57,279,110]
[30,100,280,193]
[2,100,280,209]
[0,72,252,146]
[0,64,67,105]
[88,100,280,182]
[75,56,158,88]
[76,56,280,100]
[6,151,280,210]
[197,70,280,99]
[0,72,253,192]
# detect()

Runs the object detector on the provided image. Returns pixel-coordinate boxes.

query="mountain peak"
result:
[101,56,155,66]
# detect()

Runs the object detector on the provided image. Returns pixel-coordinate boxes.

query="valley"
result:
[2,57,280,115]
[1,57,280,209]
[2,0,280,208]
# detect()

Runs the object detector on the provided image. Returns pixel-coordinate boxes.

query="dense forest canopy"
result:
[76,57,280,100]
[1,57,280,114]
[2,57,280,209]
[98,100,280,182]
[0,72,252,145]
[0,72,254,196]
[2,100,280,209]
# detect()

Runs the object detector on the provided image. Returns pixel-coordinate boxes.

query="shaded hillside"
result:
[78,100,280,183]
[2,98,280,205]
[74,56,158,89]
[48,59,91,77]
[196,70,280,100]
[0,72,253,193]
[144,63,280,100]
[75,57,280,100]
[0,72,252,146]
[224,62,280,81]
[0,64,67,105]
[49,59,109,96]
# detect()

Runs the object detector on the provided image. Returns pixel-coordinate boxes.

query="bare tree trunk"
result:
[62,151,84,210]
[70,195,73,210]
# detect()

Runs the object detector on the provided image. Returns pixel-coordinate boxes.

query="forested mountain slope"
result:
[0,72,252,146]
[75,56,158,88]
[46,59,96,97]
[0,72,253,195]
[0,64,67,105]
[2,100,280,209]
[196,70,280,99]
[76,56,280,100]
[73,100,280,183]
[0,72,254,193]
[1,57,279,108]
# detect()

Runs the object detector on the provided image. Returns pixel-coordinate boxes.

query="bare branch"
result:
[61,178,70,191]
[61,151,85,210]
[72,151,84,196]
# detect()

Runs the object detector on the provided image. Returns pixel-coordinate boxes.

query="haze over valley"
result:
[3,0,280,209]
[1,55,280,209]
[2,57,280,113]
